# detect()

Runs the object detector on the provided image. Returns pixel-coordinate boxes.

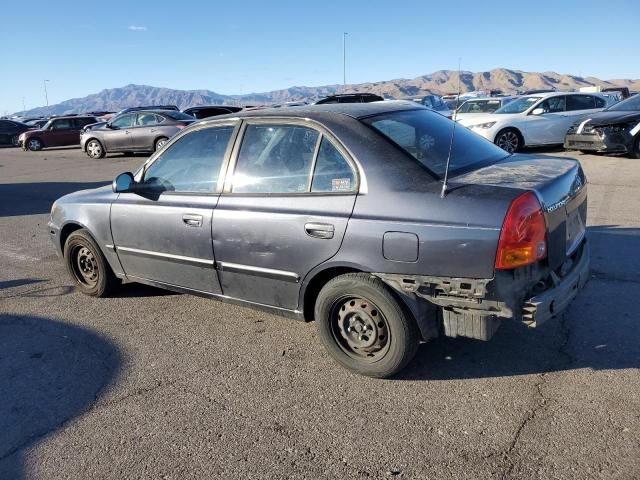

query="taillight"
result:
[495,191,547,270]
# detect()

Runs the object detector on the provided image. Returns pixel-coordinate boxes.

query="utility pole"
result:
[342,32,348,86]
[43,80,50,107]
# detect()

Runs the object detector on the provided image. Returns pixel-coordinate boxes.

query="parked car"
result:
[458,92,610,153]
[183,105,243,119]
[49,102,589,378]
[453,96,517,121]
[0,119,32,146]
[564,93,640,157]
[24,119,49,129]
[413,95,452,118]
[80,110,195,158]
[118,105,179,114]
[20,116,98,151]
[315,93,384,104]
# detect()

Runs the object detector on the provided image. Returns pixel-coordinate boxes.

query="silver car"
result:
[80,110,194,158]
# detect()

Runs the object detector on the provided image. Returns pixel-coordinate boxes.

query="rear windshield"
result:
[364,109,509,178]
[164,111,196,121]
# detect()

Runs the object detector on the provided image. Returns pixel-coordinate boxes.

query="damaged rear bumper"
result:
[375,241,589,341]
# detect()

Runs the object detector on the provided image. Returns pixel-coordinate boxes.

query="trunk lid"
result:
[455,154,587,269]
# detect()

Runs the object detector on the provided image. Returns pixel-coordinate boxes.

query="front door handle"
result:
[182,214,203,227]
[305,222,334,239]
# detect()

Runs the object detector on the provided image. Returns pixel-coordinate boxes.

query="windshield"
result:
[457,99,502,114]
[495,96,541,114]
[364,109,509,178]
[607,94,640,112]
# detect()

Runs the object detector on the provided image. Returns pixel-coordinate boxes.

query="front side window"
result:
[111,114,134,129]
[495,96,541,114]
[566,95,595,111]
[538,96,566,113]
[142,126,234,193]
[364,109,508,178]
[231,124,318,193]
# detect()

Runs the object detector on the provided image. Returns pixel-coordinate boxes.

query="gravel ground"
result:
[0,145,638,479]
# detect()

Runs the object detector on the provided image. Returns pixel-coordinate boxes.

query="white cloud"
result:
[128,25,148,32]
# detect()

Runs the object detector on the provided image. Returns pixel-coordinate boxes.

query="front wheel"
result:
[629,137,640,159]
[10,135,19,147]
[64,228,119,297]
[495,128,522,153]
[86,139,105,159]
[315,273,420,378]
[26,138,43,151]
[155,137,168,151]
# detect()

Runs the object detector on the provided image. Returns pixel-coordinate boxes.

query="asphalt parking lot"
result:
[1,145,639,479]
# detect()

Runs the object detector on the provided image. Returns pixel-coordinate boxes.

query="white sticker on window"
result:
[331,178,351,191]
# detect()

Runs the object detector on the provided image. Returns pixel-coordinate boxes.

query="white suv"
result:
[458,92,610,153]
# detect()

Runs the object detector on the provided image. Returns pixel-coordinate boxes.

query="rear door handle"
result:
[182,214,203,227]
[305,222,334,239]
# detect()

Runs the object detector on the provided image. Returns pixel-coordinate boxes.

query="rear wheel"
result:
[26,138,43,151]
[86,139,105,159]
[64,228,118,297]
[155,137,169,151]
[495,128,522,153]
[315,273,420,378]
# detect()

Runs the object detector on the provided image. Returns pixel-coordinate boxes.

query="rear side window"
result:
[142,126,234,193]
[164,111,196,121]
[232,124,319,193]
[311,139,354,192]
[594,96,606,108]
[567,95,596,111]
[136,113,161,126]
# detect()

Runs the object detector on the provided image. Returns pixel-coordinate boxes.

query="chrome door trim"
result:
[115,246,215,266]
[216,261,300,283]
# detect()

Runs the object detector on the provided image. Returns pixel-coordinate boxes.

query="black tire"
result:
[315,273,420,378]
[85,139,106,159]
[10,135,19,147]
[26,138,43,151]
[629,137,640,159]
[494,128,523,153]
[63,228,118,297]
[155,137,169,151]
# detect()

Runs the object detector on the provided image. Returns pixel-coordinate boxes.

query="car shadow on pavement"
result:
[399,225,640,381]
[0,314,121,479]
[113,282,178,298]
[0,181,108,217]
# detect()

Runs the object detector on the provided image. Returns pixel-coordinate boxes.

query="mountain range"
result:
[17,68,640,116]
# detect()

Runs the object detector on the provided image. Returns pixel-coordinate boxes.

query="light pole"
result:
[342,32,348,86]
[43,80,50,107]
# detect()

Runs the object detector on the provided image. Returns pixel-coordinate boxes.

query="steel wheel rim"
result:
[71,245,99,287]
[87,141,102,158]
[156,139,167,150]
[497,131,518,153]
[330,296,391,362]
[28,139,40,150]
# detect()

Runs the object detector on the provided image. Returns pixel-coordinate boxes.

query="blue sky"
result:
[1,0,638,114]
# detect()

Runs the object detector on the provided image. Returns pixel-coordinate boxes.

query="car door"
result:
[0,120,12,145]
[565,94,605,126]
[212,120,358,310]
[524,96,569,145]
[45,118,76,146]
[102,114,135,151]
[130,113,162,150]
[110,122,238,293]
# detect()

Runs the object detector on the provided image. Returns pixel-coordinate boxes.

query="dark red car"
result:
[21,116,98,151]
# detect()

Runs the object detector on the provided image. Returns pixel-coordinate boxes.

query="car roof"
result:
[48,115,96,120]
[204,101,421,121]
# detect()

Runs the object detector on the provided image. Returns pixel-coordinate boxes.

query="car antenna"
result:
[441,57,462,199]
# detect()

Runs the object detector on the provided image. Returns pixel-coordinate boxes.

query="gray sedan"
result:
[49,102,589,377]
[80,110,195,158]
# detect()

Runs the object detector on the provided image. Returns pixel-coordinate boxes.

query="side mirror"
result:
[531,108,545,116]
[113,172,135,193]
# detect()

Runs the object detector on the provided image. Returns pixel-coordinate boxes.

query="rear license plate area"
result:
[566,207,585,255]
